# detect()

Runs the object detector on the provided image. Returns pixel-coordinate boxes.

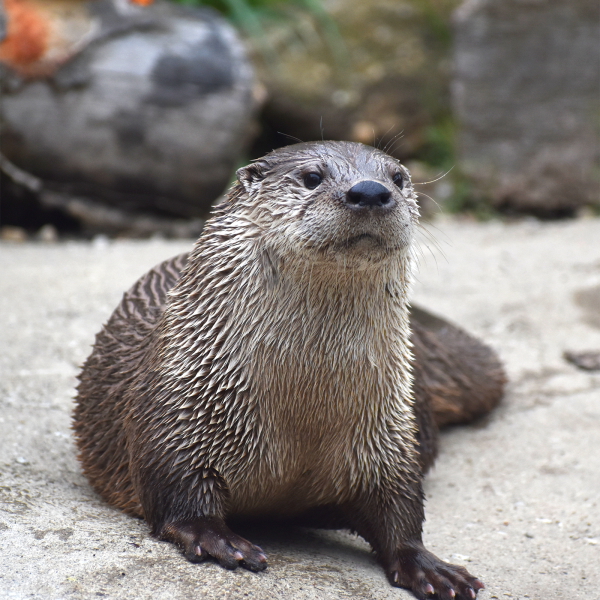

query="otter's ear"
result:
[236,161,267,193]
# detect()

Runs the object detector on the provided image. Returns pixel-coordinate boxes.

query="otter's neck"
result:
[164,229,415,409]
[255,253,415,421]
[161,232,416,474]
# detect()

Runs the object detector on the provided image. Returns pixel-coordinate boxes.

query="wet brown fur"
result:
[74,142,504,598]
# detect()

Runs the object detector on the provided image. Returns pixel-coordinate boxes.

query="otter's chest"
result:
[226,340,407,517]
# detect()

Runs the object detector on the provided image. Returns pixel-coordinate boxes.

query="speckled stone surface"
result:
[1,217,599,599]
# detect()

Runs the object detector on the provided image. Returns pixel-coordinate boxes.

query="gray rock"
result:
[0,1,259,217]
[452,0,600,214]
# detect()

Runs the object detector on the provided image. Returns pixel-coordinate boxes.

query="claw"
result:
[387,544,484,598]
[161,517,268,573]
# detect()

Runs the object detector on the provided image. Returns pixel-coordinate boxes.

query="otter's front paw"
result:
[161,517,268,572]
[387,542,484,599]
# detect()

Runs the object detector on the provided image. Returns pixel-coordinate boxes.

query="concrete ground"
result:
[1,217,599,600]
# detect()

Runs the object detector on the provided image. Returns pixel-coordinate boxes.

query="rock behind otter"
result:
[74,141,504,599]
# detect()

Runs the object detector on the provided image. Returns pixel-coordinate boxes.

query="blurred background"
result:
[0,0,598,240]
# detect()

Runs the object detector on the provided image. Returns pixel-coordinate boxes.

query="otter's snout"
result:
[345,181,394,210]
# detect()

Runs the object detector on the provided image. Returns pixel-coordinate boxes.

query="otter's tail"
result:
[410,305,506,472]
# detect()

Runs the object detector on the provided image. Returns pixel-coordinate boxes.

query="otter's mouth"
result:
[311,232,407,256]
[343,233,385,248]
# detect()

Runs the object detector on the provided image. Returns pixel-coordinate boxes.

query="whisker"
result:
[416,191,442,213]
[277,132,304,144]
[411,244,424,281]
[415,235,441,274]
[387,139,405,157]
[415,223,449,269]
[419,220,452,248]
[383,130,404,154]
[413,166,454,186]
[377,124,397,151]
[412,239,427,270]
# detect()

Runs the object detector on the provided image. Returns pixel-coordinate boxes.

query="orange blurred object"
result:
[0,0,152,78]
[0,0,50,70]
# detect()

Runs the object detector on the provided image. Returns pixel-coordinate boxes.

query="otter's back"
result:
[73,253,188,516]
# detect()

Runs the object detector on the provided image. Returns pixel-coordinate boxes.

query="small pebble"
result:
[0,226,27,242]
[37,224,58,243]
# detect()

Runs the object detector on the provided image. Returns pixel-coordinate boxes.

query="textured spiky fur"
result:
[74,142,504,597]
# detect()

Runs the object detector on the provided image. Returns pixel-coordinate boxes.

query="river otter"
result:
[74,141,504,599]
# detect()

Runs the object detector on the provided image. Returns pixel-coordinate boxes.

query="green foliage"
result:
[443,179,495,220]
[170,0,346,68]
[173,0,273,35]
[408,0,456,49]
[418,118,497,219]
[173,0,281,11]
[421,117,455,170]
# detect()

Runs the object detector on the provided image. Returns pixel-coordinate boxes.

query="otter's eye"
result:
[303,172,322,190]
[392,172,404,189]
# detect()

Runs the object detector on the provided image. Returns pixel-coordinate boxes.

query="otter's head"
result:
[232,141,419,270]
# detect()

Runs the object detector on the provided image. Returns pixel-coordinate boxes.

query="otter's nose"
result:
[345,181,394,210]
